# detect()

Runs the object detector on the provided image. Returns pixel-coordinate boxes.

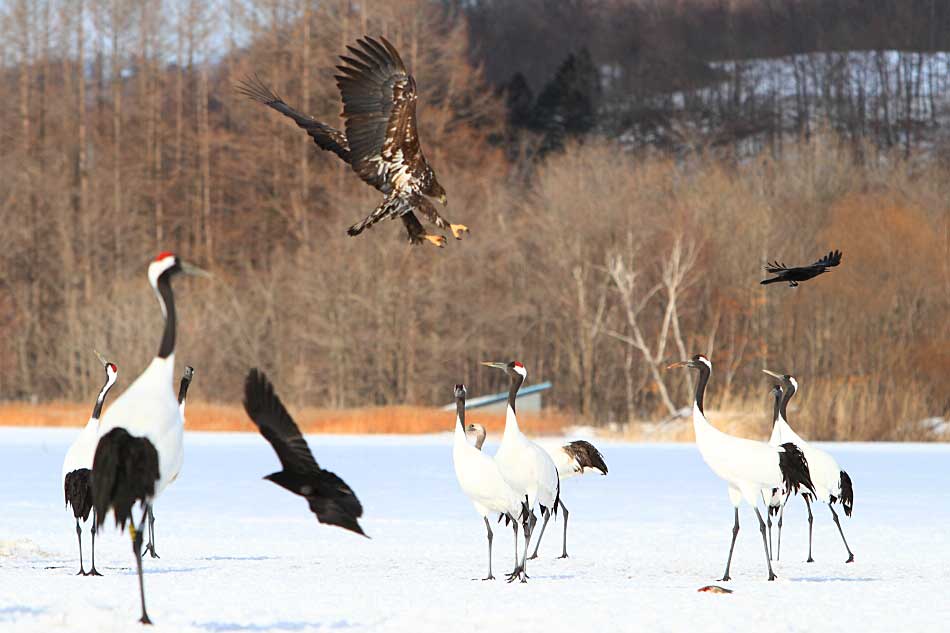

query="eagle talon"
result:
[424,234,446,248]
[450,224,469,240]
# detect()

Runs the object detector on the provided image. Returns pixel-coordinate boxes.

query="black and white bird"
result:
[481,361,560,583]
[762,369,855,563]
[62,353,118,576]
[243,369,365,536]
[452,385,529,580]
[760,249,842,287]
[93,251,207,625]
[762,383,787,559]
[466,426,605,560]
[667,354,815,581]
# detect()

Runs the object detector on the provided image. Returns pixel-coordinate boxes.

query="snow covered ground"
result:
[1,427,948,632]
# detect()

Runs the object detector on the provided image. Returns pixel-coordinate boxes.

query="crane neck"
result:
[91,374,115,421]
[178,374,192,405]
[771,391,783,430]
[455,394,466,431]
[503,372,525,436]
[507,372,524,415]
[156,271,177,359]
[693,363,710,415]
[780,382,796,423]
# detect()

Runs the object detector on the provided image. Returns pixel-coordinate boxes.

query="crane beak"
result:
[666,360,688,370]
[762,369,783,380]
[180,261,213,279]
[93,349,108,367]
[481,361,507,370]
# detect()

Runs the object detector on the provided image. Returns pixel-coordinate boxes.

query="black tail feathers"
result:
[64,468,94,521]
[91,428,160,530]
[778,442,816,497]
[839,470,854,517]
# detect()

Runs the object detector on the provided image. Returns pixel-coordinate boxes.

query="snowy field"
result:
[1,428,948,633]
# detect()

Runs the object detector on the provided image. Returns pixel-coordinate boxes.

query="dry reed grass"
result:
[0,402,571,436]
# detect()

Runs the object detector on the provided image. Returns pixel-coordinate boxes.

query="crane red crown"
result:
[108,363,117,373]
[154,251,175,262]
[514,361,524,368]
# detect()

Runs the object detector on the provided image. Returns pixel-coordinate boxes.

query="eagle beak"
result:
[762,369,783,380]
[666,361,688,370]
[481,361,507,370]
[438,193,447,206]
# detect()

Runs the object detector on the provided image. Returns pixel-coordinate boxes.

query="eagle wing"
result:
[237,75,351,163]
[243,369,321,476]
[335,37,424,193]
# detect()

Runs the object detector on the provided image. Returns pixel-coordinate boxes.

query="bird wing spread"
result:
[763,260,792,274]
[243,369,320,476]
[810,249,842,268]
[237,75,351,163]
[335,36,424,193]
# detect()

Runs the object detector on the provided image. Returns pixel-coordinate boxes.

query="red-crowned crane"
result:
[466,426,606,561]
[62,353,117,576]
[452,385,529,580]
[667,354,815,581]
[763,369,855,563]
[92,251,207,624]
[481,361,560,583]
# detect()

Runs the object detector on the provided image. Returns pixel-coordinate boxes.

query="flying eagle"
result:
[761,249,842,287]
[238,36,467,247]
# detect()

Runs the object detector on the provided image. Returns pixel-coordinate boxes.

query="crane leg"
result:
[131,507,153,625]
[143,505,160,559]
[507,509,533,583]
[755,507,777,581]
[509,518,520,575]
[482,517,495,580]
[829,505,855,563]
[719,508,739,582]
[557,499,570,559]
[528,508,551,560]
[75,519,86,576]
[804,495,815,562]
[776,491,789,561]
[88,510,103,576]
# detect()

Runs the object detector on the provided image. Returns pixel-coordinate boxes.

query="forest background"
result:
[0,0,947,440]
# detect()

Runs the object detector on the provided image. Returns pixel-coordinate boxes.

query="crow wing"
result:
[810,249,842,269]
[308,473,366,535]
[763,260,792,274]
[243,369,320,476]
[237,75,351,163]
[335,36,425,193]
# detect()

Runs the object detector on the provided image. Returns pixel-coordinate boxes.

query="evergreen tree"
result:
[532,48,601,152]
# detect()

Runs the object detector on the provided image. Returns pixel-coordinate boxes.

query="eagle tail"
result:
[348,196,406,237]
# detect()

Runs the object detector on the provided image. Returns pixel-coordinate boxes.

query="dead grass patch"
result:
[0,402,570,436]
